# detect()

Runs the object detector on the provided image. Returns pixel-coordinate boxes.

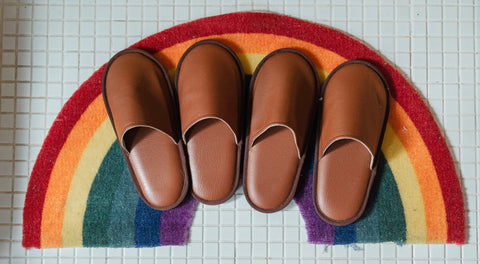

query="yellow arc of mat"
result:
[61,118,116,247]
[382,124,427,243]
[388,101,447,242]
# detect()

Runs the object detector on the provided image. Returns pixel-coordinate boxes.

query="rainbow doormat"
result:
[23,12,465,248]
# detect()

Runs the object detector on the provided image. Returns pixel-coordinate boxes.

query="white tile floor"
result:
[0,0,478,263]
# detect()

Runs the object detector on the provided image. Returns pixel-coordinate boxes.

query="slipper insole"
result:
[127,127,184,208]
[247,126,298,210]
[186,119,237,202]
[317,139,371,221]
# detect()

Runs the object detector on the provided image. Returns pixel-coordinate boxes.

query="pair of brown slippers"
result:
[102,39,389,226]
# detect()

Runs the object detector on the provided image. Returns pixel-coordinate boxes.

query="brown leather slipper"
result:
[243,49,320,213]
[175,39,245,205]
[102,49,189,211]
[313,60,390,226]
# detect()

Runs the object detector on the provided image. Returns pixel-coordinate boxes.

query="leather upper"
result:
[105,52,178,151]
[245,50,317,212]
[249,52,316,159]
[315,61,389,225]
[176,41,244,204]
[177,43,242,145]
[319,63,387,169]
[103,50,187,210]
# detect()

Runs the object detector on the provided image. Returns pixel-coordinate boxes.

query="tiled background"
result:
[0,0,478,263]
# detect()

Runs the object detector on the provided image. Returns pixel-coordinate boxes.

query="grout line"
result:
[7,3,17,264]
[2,2,477,8]
[3,17,479,23]
[203,0,207,22]
[60,0,67,109]
[456,0,461,209]
[473,0,480,259]
[437,0,445,138]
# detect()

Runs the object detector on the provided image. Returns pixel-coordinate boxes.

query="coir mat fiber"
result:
[23,12,466,248]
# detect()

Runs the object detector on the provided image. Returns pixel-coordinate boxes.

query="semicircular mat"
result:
[23,12,465,248]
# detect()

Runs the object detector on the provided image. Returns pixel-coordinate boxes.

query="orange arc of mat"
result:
[388,100,448,242]
[153,33,345,74]
[40,96,108,248]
